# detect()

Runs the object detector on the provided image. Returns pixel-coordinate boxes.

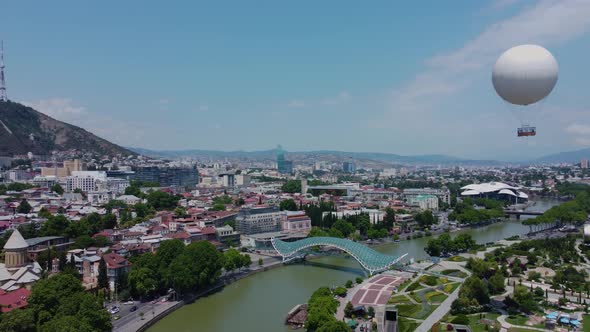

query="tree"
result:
[27,273,111,331]
[415,210,436,228]
[512,285,538,313]
[488,270,506,295]
[17,199,32,214]
[146,190,180,210]
[102,213,118,229]
[128,267,157,298]
[344,301,354,317]
[460,276,490,305]
[174,206,187,217]
[0,308,36,332]
[280,199,298,211]
[368,306,375,318]
[345,280,353,288]
[51,183,64,195]
[383,207,396,230]
[282,180,302,193]
[98,258,109,291]
[316,320,350,332]
[332,219,355,238]
[258,257,263,266]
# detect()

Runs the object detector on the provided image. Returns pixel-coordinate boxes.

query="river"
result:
[148,199,558,332]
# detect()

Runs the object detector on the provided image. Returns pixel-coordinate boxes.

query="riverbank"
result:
[113,259,285,332]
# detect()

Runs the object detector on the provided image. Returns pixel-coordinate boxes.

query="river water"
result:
[148,199,558,332]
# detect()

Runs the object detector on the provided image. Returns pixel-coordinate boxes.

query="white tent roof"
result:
[461,190,481,196]
[498,189,517,196]
[461,182,519,194]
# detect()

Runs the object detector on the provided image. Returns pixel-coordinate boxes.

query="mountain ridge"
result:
[0,101,136,157]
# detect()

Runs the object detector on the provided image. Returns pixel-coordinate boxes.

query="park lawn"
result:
[406,281,424,292]
[440,269,468,278]
[409,291,422,303]
[397,304,422,318]
[426,291,448,303]
[448,255,467,262]
[467,313,501,332]
[388,294,412,304]
[398,317,420,332]
[396,278,413,292]
[419,275,439,286]
[507,328,538,332]
[443,282,460,294]
[506,315,529,326]
[584,314,590,332]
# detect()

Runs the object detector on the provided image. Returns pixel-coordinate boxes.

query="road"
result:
[414,284,461,332]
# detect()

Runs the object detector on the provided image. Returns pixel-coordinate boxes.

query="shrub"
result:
[451,314,469,325]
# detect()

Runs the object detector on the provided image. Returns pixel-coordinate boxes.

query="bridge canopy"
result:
[271,236,406,274]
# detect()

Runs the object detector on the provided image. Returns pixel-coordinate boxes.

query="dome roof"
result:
[4,229,29,250]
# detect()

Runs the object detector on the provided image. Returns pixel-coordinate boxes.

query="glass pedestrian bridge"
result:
[271,236,407,275]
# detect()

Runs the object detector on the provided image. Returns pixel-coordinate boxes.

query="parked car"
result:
[109,306,120,314]
[130,306,138,312]
[123,301,134,305]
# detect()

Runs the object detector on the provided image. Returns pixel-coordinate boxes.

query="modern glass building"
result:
[133,166,199,188]
[276,145,293,174]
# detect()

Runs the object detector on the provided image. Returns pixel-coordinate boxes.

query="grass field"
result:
[425,290,448,303]
[440,269,469,278]
[584,314,590,332]
[438,313,500,332]
[399,317,420,332]
[506,315,528,326]
[406,281,424,292]
[388,295,412,304]
[443,282,460,294]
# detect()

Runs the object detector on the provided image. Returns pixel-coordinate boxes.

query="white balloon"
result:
[492,44,558,106]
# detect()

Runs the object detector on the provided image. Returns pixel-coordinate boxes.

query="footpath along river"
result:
[148,199,559,332]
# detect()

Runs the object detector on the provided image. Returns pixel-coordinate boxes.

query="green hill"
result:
[0,100,136,157]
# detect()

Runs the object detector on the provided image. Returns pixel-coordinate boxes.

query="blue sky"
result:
[2,0,590,160]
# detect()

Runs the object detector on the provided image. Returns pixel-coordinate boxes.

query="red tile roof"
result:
[102,252,130,270]
[0,288,30,313]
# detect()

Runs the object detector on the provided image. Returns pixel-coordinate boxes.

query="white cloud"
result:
[287,91,351,108]
[489,0,523,11]
[320,91,350,105]
[22,98,86,122]
[574,137,590,146]
[566,123,590,135]
[383,0,590,120]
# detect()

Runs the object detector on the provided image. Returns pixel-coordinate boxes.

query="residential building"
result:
[582,159,589,169]
[281,211,311,234]
[102,253,131,290]
[40,159,85,178]
[31,176,58,189]
[215,225,240,245]
[407,194,439,211]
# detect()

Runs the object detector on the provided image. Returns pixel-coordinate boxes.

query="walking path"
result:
[497,313,546,332]
[414,285,461,332]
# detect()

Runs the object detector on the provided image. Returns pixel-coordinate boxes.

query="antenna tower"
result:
[0,41,6,102]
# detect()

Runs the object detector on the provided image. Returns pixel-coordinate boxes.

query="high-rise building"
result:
[133,166,199,188]
[276,145,293,174]
[342,160,356,173]
[582,158,588,169]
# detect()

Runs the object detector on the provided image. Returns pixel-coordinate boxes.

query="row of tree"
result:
[424,233,477,257]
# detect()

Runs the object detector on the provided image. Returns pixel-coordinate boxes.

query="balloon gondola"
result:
[492,44,558,137]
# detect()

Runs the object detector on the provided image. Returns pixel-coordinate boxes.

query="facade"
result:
[40,159,85,178]
[281,211,312,234]
[215,225,240,245]
[31,176,58,189]
[102,253,131,290]
[582,159,589,169]
[276,146,293,175]
[342,161,356,173]
[133,166,199,188]
[66,171,129,194]
[235,206,282,235]
[403,188,451,205]
[407,194,439,211]
[219,174,235,188]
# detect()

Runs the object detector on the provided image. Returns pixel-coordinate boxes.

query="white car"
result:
[123,301,134,305]
[109,307,120,314]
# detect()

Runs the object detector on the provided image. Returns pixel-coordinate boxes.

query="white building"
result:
[407,194,439,211]
[66,171,129,194]
[403,188,451,205]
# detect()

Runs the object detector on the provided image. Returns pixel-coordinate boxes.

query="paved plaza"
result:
[351,274,407,306]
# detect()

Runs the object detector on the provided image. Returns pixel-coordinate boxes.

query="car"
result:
[123,301,134,305]
[109,306,120,314]
[130,306,138,312]
[159,298,167,303]
[113,315,121,321]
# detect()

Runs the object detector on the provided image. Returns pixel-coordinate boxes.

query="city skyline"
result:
[2,1,590,160]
